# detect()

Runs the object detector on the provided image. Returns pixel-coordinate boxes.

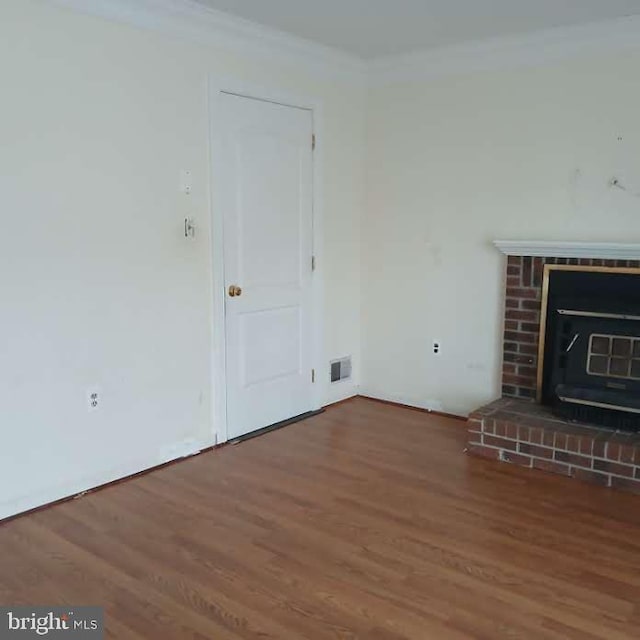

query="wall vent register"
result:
[330,357,352,383]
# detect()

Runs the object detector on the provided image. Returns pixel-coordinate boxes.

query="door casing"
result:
[208,76,324,444]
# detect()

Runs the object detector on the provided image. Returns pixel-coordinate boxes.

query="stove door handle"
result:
[566,333,580,353]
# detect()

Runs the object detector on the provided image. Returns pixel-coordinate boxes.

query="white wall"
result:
[362,49,640,416]
[6,0,640,521]
[0,0,364,519]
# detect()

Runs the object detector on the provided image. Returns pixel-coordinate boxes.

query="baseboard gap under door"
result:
[229,409,325,445]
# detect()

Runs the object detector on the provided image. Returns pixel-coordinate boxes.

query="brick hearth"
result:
[467,251,640,493]
[468,398,640,494]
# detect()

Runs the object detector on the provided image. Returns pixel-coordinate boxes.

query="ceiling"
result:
[191,0,640,58]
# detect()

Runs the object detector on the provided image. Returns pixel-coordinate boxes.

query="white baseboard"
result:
[359,388,448,414]
[0,436,214,521]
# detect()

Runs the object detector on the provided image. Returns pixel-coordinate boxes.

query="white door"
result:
[219,93,315,440]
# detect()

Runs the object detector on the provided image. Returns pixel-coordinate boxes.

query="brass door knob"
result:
[228,285,242,297]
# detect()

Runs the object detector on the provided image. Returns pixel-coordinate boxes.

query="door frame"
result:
[207,75,325,445]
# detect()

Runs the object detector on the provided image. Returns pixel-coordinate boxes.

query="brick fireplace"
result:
[467,243,640,494]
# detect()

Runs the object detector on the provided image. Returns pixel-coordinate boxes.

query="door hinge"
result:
[311,255,316,271]
[312,134,316,151]
[312,369,316,383]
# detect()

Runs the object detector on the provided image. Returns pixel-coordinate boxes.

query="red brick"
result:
[507,265,520,276]
[532,258,544,286]
[606,443,621,462]
[517,425,531,440]
[521,299,542,311]
[470,397,640,494]
[521,322,540,334]
[532,458,571,477]
[506,287,539,299]
[572,468,610,487]
[503,363,516,374]
[522,257,533,287]
[504,331,537,344]
[507,256,522,266]
[517,365,538,378]
[493,421,506,437]
[484,435,518,451]
[505,309,538,322]
[503,374,536,387]
[519,443,553,459]
[620,445,637,465]
[505,423,519,439]
[610,476,640,494]
[467,417,482,430]
[593,440,607,458]
[554,450,588,467]
[518,344,539,355]
[566,436,581,453]
[504,353,536,365]
[504,320,518,331]
[467,444,500,461]
[501,451,533,467]
[528,427,543,445]
[505,298,519,309]
[579,438,594,456]
[594,459,635,478]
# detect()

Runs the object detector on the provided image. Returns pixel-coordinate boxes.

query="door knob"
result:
[228,285,242,297]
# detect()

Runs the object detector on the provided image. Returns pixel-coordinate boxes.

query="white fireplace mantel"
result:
[493,240,640,260]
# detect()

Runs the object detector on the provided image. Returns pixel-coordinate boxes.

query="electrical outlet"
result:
[433,341,441,355]
[87,387,101,413]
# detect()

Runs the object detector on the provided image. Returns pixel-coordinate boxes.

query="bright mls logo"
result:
[0,607,103,639]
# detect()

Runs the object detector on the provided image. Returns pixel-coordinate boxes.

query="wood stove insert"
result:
[539,266,640,431]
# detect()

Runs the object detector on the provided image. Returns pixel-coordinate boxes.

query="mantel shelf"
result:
[493,240,640,260]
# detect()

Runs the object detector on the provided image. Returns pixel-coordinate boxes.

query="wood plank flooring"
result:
[1,397,640,639]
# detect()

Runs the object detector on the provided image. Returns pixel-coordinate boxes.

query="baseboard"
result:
[323,395,360,409]
[357,394,467,422]
[1,394,464,524]
[0,438,218,525]
[323,380,360,406]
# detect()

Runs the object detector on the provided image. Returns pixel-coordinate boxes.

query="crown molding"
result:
[47,0,366,81]
[369,15,640,85]
[41,1,640,86]
[494,240,640,260]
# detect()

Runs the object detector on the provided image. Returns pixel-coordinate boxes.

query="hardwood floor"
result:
[2,397,640,639]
